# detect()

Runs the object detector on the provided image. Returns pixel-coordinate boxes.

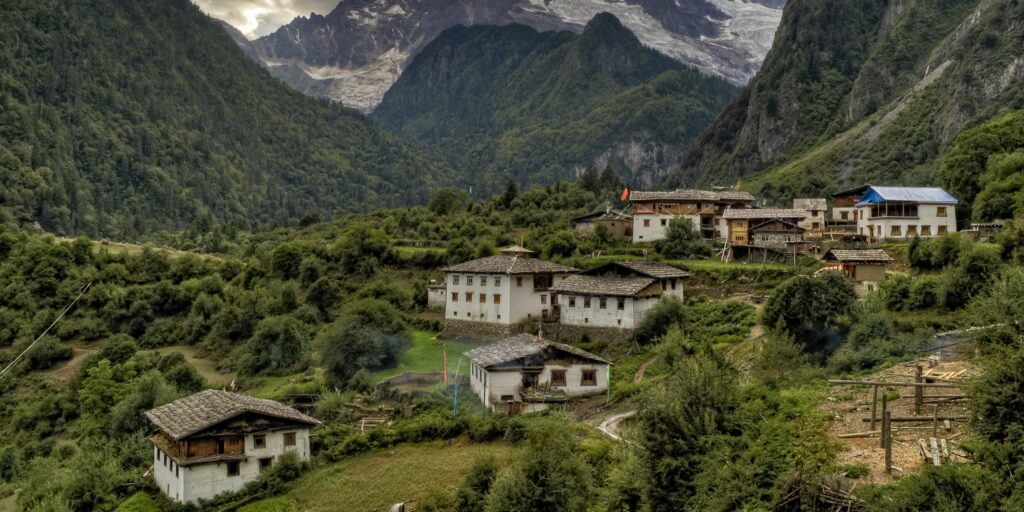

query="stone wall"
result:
[544,323,633,343]
[443,319,632,343]
[442,319,522,342]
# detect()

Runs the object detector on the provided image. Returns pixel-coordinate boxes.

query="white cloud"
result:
[193,0,340,38]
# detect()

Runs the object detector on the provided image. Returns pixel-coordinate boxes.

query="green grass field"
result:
[255,442,513,512]
[152,345,236,386]
[372,331,481,382]
[394,245,447,258]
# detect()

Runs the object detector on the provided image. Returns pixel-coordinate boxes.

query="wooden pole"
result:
[884,410,893,474]
[880,393,888,448]
[862,415,968,422]
[870,384,879,430]
[932,405,939,438]
[915,365,924,415]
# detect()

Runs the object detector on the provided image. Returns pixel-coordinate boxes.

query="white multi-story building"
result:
[145,390,319,504]
[793,198,827,232]
[551,261,689,330]
[440,246,578,334]
[851,186,958,240]
[467,334,608,414]
[629,189,755,242]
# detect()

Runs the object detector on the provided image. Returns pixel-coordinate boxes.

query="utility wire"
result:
[0,281,92,381]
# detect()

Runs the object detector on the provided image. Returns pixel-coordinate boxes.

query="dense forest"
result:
[668,0,1024,203]
[0,0,456,239]
[373,13,738,193]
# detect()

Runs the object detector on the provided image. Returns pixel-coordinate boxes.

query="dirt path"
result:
[597,411,636,441]
[633,356,658,382]
[43,345,97,381]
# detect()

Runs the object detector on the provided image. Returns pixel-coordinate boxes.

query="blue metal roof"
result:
[855,186,958,206]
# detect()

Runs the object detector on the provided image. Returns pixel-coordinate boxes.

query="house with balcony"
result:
[629,189,755,242]
[722,208,810,246]
[466,334,608,414]
[440,246,578,338]
[851,186,958,240]
[145,390,319,504]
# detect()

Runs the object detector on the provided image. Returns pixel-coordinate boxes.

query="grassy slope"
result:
[152,346,236,386]
[371,331,481,382]
[262,442,513,512]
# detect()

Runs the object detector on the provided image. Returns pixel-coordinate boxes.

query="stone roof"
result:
[441,254,578,275]
[629,189,755,202]
[820,249,893,263]
[499,245,535,254]
[551,275,657,297]
[610,260,691,279]
[750,219,805,232]
[793,198,827,210]
[723,208,809,220]
[145,389,319,441]
[465,334,607,368]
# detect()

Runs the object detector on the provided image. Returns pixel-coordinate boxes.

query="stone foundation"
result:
[441,319,523,342]
[543,323,633,343]
[442,319,632,343]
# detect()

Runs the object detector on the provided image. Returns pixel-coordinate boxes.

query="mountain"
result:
[372,14,739,191]
[667,0,1024,206]
[0,0,455,238]
[244,0,785,111]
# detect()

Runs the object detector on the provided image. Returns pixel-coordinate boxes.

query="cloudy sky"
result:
[193,0,339,39]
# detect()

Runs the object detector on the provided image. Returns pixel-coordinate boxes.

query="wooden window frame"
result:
[467,275,474,286]
[516,277,523,287]
[481,276,487,286]
[569,297,576,307]
[479,293,486,304]
[581,369,597,386]
[253,434,266,449]
[453,275,460,285]
[550,370,567,387]
[890,225,901,237]
[921,225,932,236]
[466,292,473,302]
[617,298,625,310]
[283,432,296,447]
[937,207,947,217]
[493,294,501,304]
[938,226,948,235]
[451,292,459,302]
[495,277,501,286]
[599,298,607,309]
[227,461,240,477]
[583,297,591,308]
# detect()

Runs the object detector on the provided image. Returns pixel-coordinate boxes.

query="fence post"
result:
[870,384,879,430]
[880,393,889,449]
[884,410,893,474]
[915,365,924,415]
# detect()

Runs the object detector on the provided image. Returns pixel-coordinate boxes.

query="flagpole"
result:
[452,358,463,416]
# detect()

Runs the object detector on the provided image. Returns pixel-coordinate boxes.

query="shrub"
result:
[241,316,309,376]
[762,272,856,355]
[633,296,686,344]
[655,218,712,259]
[26,337,73,371]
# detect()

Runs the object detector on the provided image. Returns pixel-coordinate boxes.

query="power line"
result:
[0,281,92,381]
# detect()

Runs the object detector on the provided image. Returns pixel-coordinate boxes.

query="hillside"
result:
[373,14,739,192]
[0,0,456,238]
[243,0,783,111]
[667,0,1024,204]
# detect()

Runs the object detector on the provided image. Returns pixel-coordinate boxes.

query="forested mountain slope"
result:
[0,0,455,238]
[373,14,738,192]
[667,0,1024,204]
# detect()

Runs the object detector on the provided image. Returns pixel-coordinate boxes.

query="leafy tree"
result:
[354,282,413,311]
[271,244,303,280]
[429,189,467,216]
[634,354,739,510]
[319,323,409,388]
[454,455,500,511]
[108,371,177,437]
[762,272,856,354]
[484,419,593,512]
[941,244,1003,310]
[633,296,686,344]
[241,316,309,376]
[655,218,712,259]
[306,277,342,314]
[499,180,518,209]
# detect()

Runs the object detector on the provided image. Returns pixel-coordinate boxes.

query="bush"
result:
[762,272,856,355]
[26,337,73,371]
[655,218,712,259]
[633,296,686,344]
[241,316,309,376]
[319,322,409,389]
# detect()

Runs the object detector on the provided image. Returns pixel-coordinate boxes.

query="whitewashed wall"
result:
[446,272,570,326]
[856,204,957,239]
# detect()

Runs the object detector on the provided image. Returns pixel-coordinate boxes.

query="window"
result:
[921,225,932,236]
[569,297,576,307]
[670,279,677,290]
[453,275,460,285]
[891,225,901,237]
[541,294,547,305]
[550,370,567,387]
[452,292,459,302]
[283,432,296,447]
[467,276,474,286]
[812,222,820,229]
[254,435,266,449]
[481,276,487,286]
[493,294,501,304]
[643,219,651,227]
[841,211,849,220]
[466,292,473,302]
[500,395,514,402]
[660,219,667,227]
[495,277,501,286]
[617,298,625,310]
[581,370,597,386]
[937,207,948,217]
[938,226,948,235]
[227,461,240,477]
[466,312,471,317]
[479,293,486,303]
[516,277,523,287]
[907,225,918,236]
[599,298,607,309]
[584,297,591,308]
[176,465,179,478]
[259,458,273,473]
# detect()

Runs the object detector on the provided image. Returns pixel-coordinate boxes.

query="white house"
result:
[440,246,578,336]
[145,390,319,504]
[853,186,958,240]
[793,198,827,232]
[466,334,609,414]
[629,189,755,242]
[551,261,689,331]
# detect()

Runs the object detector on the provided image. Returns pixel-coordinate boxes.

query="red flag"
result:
[620,187,630,201]
[443,348,448,384]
